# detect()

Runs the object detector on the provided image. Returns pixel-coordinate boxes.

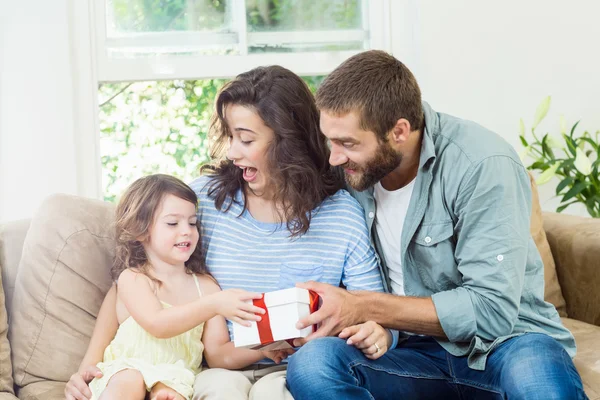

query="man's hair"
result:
[112,174,208,281]
[316,50,424,140]
[201,65,342,237]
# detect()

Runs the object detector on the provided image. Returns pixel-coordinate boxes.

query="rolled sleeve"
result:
[431,288,477,342]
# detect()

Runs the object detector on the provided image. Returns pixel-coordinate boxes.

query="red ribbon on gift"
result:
[253,290,321,346]
[308,290,320,333]
[254,294,274,345]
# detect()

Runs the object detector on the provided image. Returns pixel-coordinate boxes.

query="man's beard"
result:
[343,141,402,192]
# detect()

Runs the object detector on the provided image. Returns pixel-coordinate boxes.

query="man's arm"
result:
[295,282,446,340]
[298,156,531,343]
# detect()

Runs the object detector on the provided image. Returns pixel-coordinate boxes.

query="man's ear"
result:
[390,118,412,144]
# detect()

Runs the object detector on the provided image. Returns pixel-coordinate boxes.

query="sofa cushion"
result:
[562,318,600,400]
[16,380,64,400]
[0,219,31,319]
[0,219,31,311]
[0,264,14,396]
[8,194,115,387]
[529,174,567,316]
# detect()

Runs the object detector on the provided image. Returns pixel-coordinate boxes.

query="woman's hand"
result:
[261,348,296,364]
[64,365,103,400]
[338,321,392,360]
[212,289,266,327]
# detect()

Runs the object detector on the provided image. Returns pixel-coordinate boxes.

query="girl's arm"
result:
[200,279,283,369]
[65,285,119,400]
[80,284,119,369]
[118,269,264,339]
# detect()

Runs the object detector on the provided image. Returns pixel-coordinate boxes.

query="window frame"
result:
[71,0,410,199]
[94,0,393,81]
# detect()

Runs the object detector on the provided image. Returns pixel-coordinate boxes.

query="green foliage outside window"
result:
[99,76,324,203]
[100,0,356,202]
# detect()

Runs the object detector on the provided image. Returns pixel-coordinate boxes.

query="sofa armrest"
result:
[0,219,31,314]
[543,212,600,327]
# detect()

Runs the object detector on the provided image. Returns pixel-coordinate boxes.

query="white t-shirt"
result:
[373,178,416,296]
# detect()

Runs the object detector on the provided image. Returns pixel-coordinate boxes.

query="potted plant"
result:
[519,96,599,217]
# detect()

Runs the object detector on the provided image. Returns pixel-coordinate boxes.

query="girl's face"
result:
[143,194,199,267]
[224,104,275,198]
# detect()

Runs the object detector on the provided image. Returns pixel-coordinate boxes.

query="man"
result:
[286,50,586,399]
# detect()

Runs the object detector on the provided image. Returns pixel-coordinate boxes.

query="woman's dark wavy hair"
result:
[201,66,342,237]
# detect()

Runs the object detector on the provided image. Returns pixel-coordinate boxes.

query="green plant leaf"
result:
[563,134,577,156]
[529,160,549,170]
[556,200,579,213]
[585,196,599,218]
[561,181,588,202]
[579,137,600,152]
[555,176,574,195]
[532,96,551,130]
[541,134,555,159]
[519,135,528,147]
[569,120,581,138]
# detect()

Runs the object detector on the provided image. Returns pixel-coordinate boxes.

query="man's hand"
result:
[339,321,391,360]
[64,365,103,400]
[293,281,360,346]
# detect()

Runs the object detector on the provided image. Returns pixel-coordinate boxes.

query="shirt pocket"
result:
[277,263,325,290]
[413,221,454,247]
[409,221,459,291]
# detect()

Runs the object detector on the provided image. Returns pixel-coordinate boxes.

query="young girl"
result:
[88,174,265,400]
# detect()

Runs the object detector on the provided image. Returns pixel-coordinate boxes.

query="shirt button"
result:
[368,212,375,219]
[424,236,432,244]
[497,254,504,261]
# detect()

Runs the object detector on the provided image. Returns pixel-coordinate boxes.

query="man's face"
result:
[321,111,402,191]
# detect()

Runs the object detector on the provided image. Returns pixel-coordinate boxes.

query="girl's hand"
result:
[261,348,295,364]
[64,365,103,400]
[213,289,265,327]
[338,321,391,360]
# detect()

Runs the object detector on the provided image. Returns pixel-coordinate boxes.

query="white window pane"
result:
[107,0,231,33]
[246,0,367,53]
[105,0,238,57]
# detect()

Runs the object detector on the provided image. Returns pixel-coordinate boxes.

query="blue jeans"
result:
[286,333,586,400]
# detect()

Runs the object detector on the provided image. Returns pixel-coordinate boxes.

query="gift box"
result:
[233,287,320,350]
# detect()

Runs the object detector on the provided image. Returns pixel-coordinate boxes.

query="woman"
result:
[65,66,395,400]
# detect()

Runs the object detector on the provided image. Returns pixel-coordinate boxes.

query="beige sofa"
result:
[1,186,599,399]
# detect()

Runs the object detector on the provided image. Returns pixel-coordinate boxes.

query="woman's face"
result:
[224,104,275,197]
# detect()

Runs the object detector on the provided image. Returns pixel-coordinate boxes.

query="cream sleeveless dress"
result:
[89,274,205,399]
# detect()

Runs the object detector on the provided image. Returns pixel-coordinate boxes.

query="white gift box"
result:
[233,287,317,350]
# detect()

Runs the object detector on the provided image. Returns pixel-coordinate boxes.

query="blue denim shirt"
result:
[348,102,576,370]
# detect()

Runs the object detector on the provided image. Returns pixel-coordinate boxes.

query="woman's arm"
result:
[118,269,264,339]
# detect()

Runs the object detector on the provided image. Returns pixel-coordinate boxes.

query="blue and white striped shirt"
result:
[189,176,397,350]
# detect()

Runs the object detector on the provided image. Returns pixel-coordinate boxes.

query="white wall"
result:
[0,0,79,223]
[1,0,598,221]
[407,0,600,216]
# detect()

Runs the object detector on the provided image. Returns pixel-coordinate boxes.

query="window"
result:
[95,0,392,81]
[69,0,394,200]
